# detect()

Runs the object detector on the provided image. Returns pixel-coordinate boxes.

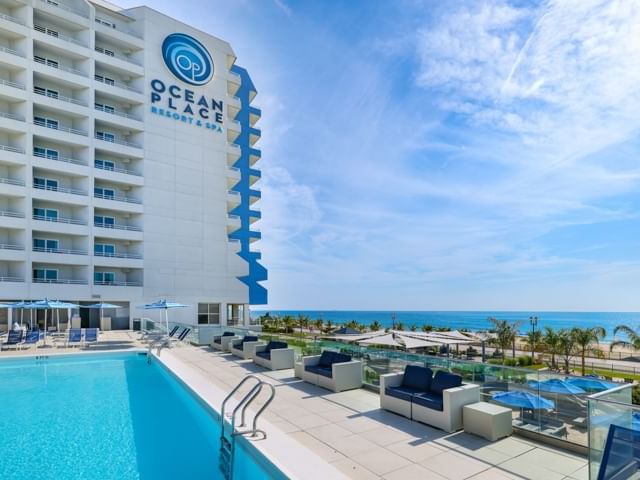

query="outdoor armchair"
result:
[252,341,295,370]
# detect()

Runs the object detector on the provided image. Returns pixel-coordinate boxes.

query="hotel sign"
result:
[150,33,224,133]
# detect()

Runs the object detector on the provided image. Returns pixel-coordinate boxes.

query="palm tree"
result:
[370,320,382,331]
[523,330,542,354]
[488,317,520,364]
[610,324,640,351]
[324,319,333,334]
[282,315,295,334]
[542,326,561,369]
[395,322,405,331]
[557,329,576,374]
[572,327,606,376]
[297,314,310,334]
[410,324,417,332]
[313,318,324,332]
[421,324,433,333]
[346,319,359,330]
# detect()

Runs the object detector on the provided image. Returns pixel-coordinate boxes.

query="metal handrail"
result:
[94,221,142,232]
[94,192,142,204]
[94,104,140,121]
[94,280,142,286]
[0,177,24,186]
[220,375,262,427]
[0,144,24,154]
[0,12,24,25]
[32,278,87,285]
[34,118,88,136]
[0,243,23,251]
[34,56,87,77]
[0,111,24,121]
[0,45,23,57]
[221,375,275,440]
[34,88,87,106]
[34,24,86,47]
[33,149,87,166]
[33,246,87,255]
[94,134,141,149]
[94,161,141,176]
[94,75,142,94]
[33,214,86,225]
[94,46,141,66]
[0,78,25,90]
[0,210,24,218]
[94,251,142,259]
[0,276,23,282]
[34,183,87,196]
[39,0,88,18]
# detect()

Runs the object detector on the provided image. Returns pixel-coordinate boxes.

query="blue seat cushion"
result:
[385,386,421,402]
[318,350,336,367]
[305,365,333,378]
[413,391,444,411]
[256,351,271,360]
[332,353,352,364]
[241,335,259,344]
[266,341,287,352]
[402,365,433,392]
[430,371,462,395]
[222,331,234,337]
[213,338,222,344]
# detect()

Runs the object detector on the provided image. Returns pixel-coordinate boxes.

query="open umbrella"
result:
[527,379,586,395]
[24,300,80,344]
[80,303,122,328]
[492,390,555,410]
[141,300,188,338]
[566,377,617,393]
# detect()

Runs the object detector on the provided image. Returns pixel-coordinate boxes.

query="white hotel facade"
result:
[0,0,267,330]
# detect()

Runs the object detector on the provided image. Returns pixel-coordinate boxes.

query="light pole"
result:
[391,312,396,330]
[529,316,538,361]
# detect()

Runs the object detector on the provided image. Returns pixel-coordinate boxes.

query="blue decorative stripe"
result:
[228,65,267,305]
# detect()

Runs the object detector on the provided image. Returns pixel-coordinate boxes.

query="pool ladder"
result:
[218,375,276,480]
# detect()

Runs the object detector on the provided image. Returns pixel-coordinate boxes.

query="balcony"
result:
[94,103,141,122]
[93,220,141,232]
[34,55,88,78]
[0,45,24,58]
[0,275,22,282]
[33,182,87,197]
[93,191,141,204]
[34,23,87,48]
[227,190,241,206]
[93,279,141,287]
[33,277,87,285]
[34,86,87,107]
[33,213,86,226]
[36,0,89,20]
[0,78,25,91]
[94,75,142,96]
[94,250,141,260]
[34,117,88,137]
[33,148,87,167]
[94,16,142,40]
[94,133,142,150]
[94,46,143,73]
[0,12,25,27]
[0,176,25,196]
[32,246,87,255]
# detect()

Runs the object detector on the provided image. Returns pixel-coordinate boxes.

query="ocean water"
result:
[0,352,284,480]
[252,310,640,341]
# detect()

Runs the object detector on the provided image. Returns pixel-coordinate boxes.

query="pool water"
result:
[0,352,285,480]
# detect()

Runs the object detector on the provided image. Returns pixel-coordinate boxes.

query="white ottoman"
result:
[463,402,512,441]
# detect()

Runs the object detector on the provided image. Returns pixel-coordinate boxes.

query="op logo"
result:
[161,33,214,86]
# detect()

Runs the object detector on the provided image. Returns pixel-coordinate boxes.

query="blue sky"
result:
[121,0,640,311]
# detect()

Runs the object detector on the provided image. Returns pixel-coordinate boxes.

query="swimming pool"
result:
[0,352,286,480]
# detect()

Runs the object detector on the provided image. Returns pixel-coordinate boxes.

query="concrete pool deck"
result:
[167,344,589,480]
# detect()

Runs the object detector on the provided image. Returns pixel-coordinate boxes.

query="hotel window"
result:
[33,268,58,282]
[95,18,115,29]
[95,74,115,86]
[94,243,115,256]
[94,187,115,199]
[96,130,115,142]
[34,56,59,68]
[198,303,220,325]
[95,46,115,57]
[34,177,58,191]
[33,147,59,160]
[227,304,244,326]
[94,215,115,228]
[95,159,115,170]
[34,86,59,99]
[34,116,58,129]
[33,207,58,221]
[94,271,115,284]
[33,238,59,252]
[95,102,115,114]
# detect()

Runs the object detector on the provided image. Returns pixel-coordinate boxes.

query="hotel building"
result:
[0,0,267,330]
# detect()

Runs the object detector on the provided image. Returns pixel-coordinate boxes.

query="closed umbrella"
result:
[141,300,188,338]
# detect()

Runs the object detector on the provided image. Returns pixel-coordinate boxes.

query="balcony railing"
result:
[33,278,87,285]
[0,210,24,218]
[94,46,141,66]
[34,24,86,47]
[94,221,142,232]
[38,0,88,18]
[0,145,24,155]
[34,56,87,77]
[94,104,141,121]
[94,251,142,259]
[0,243,24,251]
[0,111,24,122]
[34,118,88,136]
[0,12,24,25]
[94,75,142,94]
[0,177,25,187]
[94,161,141,176]
[94,17,142,39]
[0,276,23,282]
[33,214,86,225]
[94,134,141,149]
[34,183,87,196]
[34,149,87,166]
[0,45,23,57]
[34,87,87,106]
[94,192,141,204]
[0,78,25,90]
[33,246,87,255]
[94,280,142,287]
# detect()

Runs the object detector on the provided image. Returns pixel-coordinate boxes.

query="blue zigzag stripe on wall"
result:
[228,65,268,305]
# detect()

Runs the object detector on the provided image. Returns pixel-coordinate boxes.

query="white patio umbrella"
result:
[140,300,188,337]
[359,332,441,350]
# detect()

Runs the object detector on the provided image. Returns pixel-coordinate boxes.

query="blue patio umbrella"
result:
[8,301,33,328]
[141,300,188,336]
[25,300,81,344]
[566,377,617,393]
[527,379,586,395]
[492,391,555,410]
